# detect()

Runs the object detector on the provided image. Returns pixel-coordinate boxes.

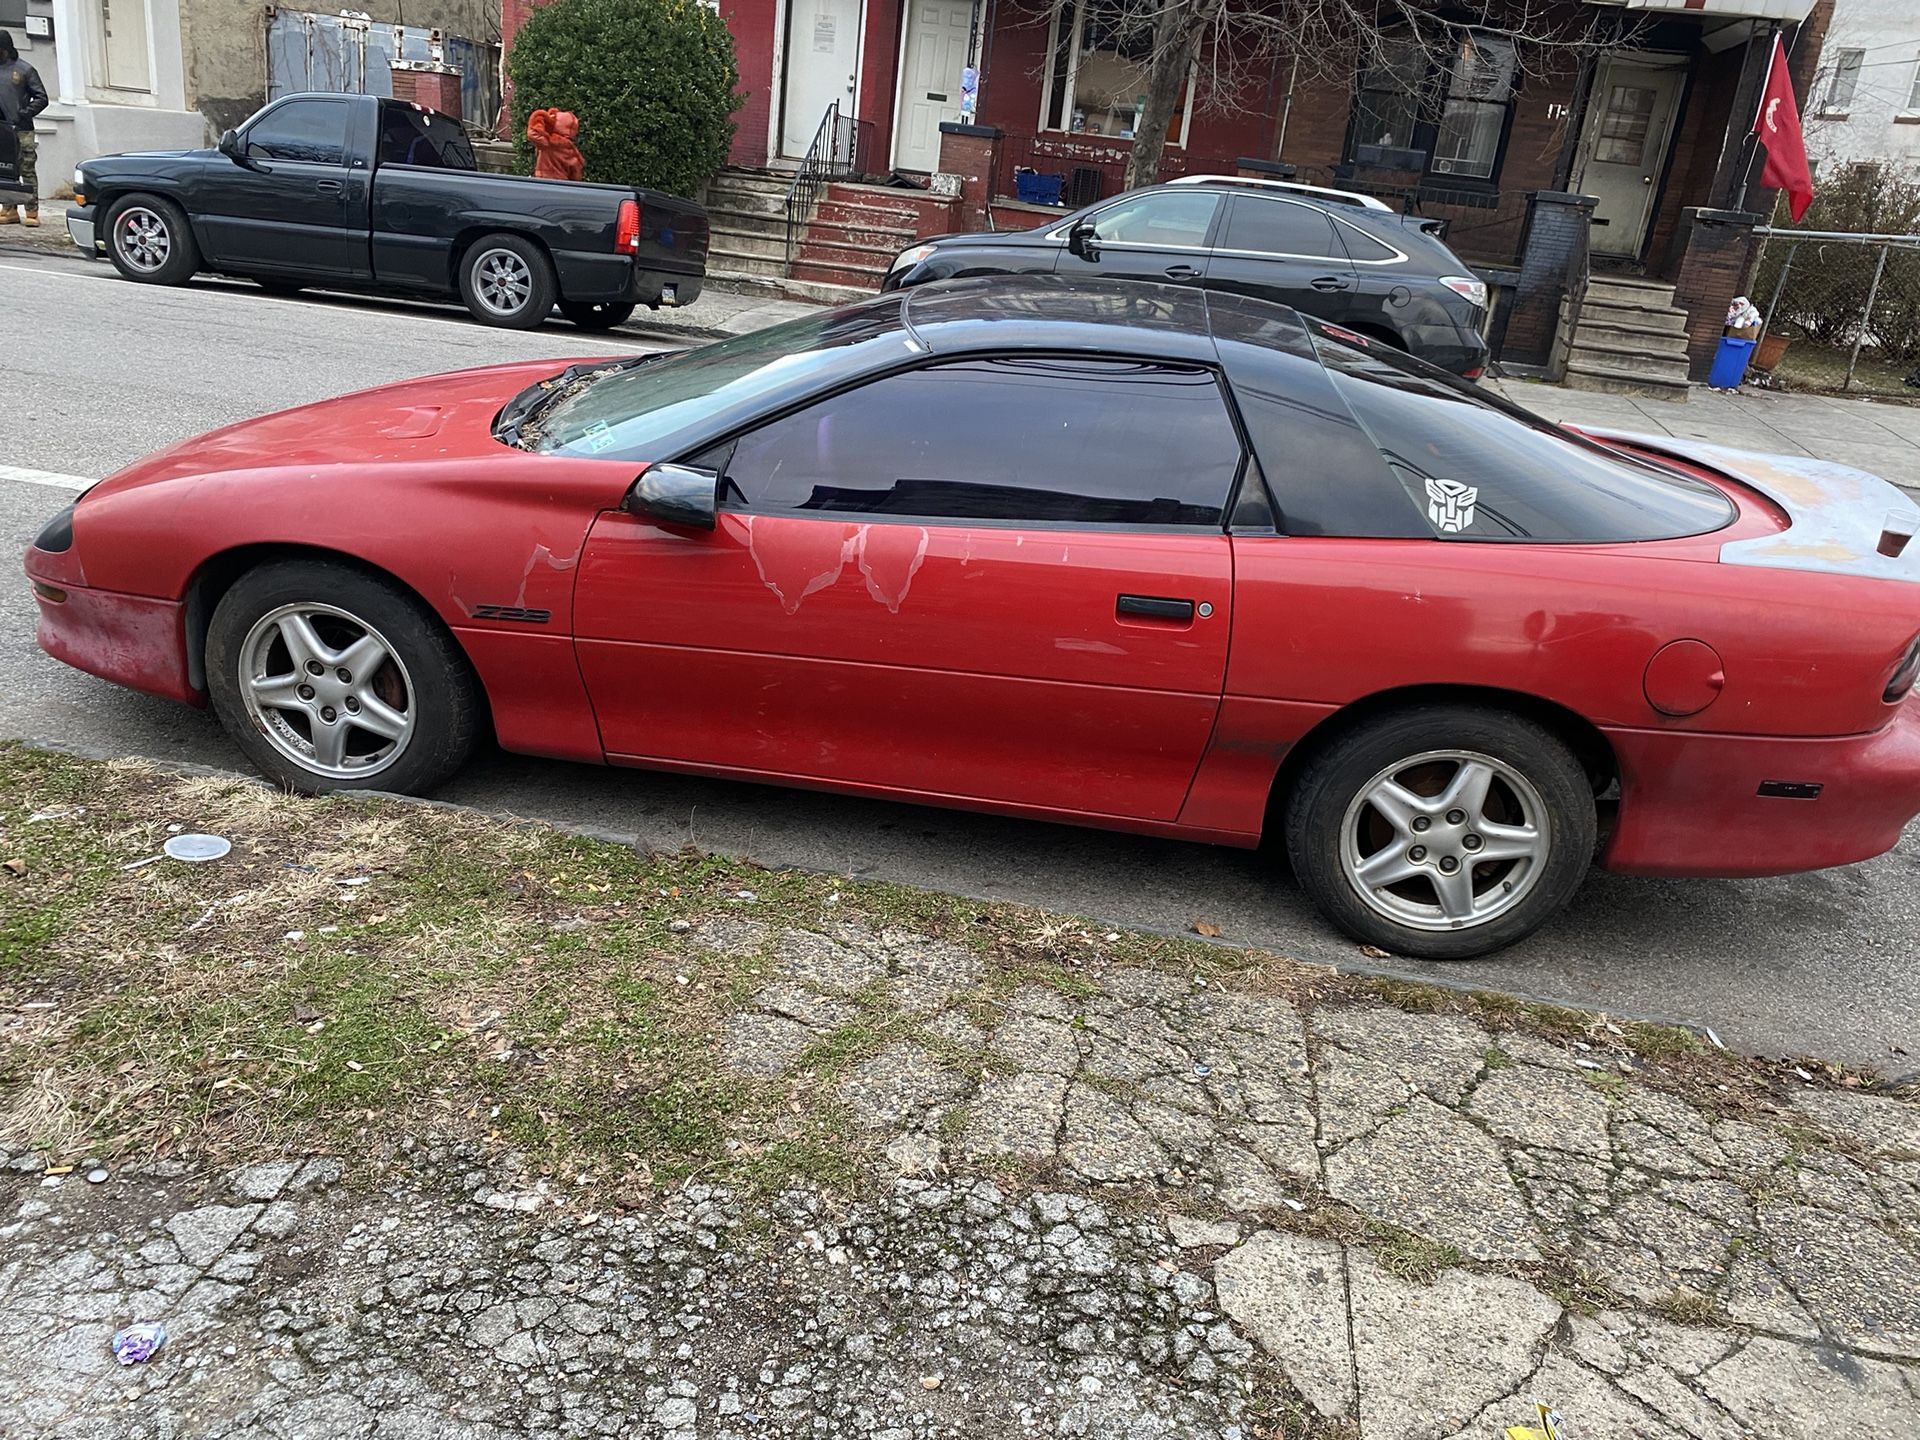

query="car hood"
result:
[931,226,1060,249]
[1586,429,1920,585]
[85,359,580,498]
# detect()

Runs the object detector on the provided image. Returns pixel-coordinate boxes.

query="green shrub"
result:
[508,0,740,199]
[1754,162,1920,356]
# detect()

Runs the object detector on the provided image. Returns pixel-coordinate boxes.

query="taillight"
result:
[1462,366,1485,381]
[1440,275,1489,309]
[615,199,642,256]
[1885,635,1920,704]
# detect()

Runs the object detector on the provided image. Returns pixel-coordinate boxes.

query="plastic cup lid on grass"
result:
[163,834,231,863]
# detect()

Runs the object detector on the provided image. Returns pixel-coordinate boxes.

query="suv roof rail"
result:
[1165,174,1396,213]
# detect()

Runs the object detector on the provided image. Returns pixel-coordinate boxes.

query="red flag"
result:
[1753,35,1813,223]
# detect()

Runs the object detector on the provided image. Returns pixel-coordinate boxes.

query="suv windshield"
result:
[516,302,910,458]
[1306,321,1737,542]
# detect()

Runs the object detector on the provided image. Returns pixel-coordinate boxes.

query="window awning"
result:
[1589,0,1817,19]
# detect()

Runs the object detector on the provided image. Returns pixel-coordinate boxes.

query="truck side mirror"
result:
[624,463,718,531]
[218,129,263,171]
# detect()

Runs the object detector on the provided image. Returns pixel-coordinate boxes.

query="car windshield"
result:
[1305,320,1737,542]
[519,302,912,458]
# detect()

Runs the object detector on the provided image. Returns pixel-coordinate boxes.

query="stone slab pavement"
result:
[5,918,1918,1438]
[1489,378,1920,497]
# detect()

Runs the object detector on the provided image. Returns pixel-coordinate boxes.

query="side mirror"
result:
[218,129,261,170]
[1067,220,1099,260]
[624,463,718,531]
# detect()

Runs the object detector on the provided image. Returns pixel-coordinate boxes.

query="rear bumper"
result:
[555,250,706,308]
[1601,706,1920,877]
[26,562,198,707]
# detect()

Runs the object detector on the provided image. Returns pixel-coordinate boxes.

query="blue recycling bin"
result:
[1709,336,1756,390]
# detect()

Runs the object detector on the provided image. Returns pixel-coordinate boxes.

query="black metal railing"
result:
[784,104,874,264]
[992,133,1243,211]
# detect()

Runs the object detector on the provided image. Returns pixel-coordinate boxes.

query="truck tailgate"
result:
[635,191,709,275]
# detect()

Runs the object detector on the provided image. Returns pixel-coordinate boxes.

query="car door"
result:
[1059,189,1220,290]
[572,354,1244,822]
[1203,194,1361,323]
[193,96,371,280]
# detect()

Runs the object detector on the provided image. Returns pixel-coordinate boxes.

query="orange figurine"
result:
[527,108,585,181]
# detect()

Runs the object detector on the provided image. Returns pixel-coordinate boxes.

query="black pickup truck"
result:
[66,92,709,330]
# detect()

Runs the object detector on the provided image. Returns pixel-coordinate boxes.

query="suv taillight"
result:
[1440,275,1488,309]
[1886,635,1920,704]
[615,199,642,256]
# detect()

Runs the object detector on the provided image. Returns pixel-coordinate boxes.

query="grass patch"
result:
[1650,1285,1728,1328]
[1482,1046,1514,1073]
[1369,1225,1464,1284]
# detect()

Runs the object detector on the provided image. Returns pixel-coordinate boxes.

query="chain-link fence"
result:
[1753,229,1920,398]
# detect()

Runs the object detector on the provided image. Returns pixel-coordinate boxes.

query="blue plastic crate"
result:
[1015,169,1064,206]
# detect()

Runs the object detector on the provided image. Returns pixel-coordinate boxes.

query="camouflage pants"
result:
[11,129,35,214]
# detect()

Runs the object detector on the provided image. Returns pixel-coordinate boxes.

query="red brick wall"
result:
[725,0,779,167]
[858,0,903,172]
[392,65,464,119]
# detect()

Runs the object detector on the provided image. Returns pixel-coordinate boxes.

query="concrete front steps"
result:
[703,167,797,282]
[1564,275,1694,402]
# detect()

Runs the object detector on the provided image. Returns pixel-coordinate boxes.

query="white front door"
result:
[99,0,153,91]
[1576,58,1685,258]
[894,0,972,172]
[781,0,863,158]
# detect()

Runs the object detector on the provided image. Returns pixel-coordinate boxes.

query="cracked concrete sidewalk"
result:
[5,918,1918,1438]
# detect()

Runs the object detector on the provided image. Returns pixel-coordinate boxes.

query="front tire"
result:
[206,560,481,795]
[459,233,557,329]
[1285,705,1596,960]
[104,194,200,285]
[560,300,636,331]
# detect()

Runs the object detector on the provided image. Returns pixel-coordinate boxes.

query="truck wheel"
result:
[560,300,636,331]
[104,194,200,286]
[459,233,557,329]
[205,559,483,796]
[1285,705,1596,960]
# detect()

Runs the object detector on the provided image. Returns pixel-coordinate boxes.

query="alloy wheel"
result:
[238,603,416,779]
[1338,748,1551,932]
[115,207,171,274]
[472,247,534,318]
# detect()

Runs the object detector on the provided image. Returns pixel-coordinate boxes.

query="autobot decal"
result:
[1426,478,1479,533]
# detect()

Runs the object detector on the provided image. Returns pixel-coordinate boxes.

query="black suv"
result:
[882,176,1490,377]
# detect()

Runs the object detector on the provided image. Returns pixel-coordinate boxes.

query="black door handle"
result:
[1117,594,1195,621]
[1163,264,1201,280]
[316,179,344,193]
[1310,275,1351,292]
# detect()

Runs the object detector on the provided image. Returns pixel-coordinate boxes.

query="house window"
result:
[1824,49,1864,113]
[1040,0,1192,146]
[1431,35,1517,179]
[1907,53,1920,112]
[1345,31,1516,183]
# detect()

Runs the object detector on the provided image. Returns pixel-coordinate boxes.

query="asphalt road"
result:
[5,249,1919,1073]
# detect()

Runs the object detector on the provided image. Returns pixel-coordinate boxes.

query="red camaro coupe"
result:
[26,279,1920,957]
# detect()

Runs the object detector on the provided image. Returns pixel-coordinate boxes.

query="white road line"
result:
[0,465,95,491]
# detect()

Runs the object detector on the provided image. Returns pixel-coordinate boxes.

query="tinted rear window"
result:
[1307,325,1736,542]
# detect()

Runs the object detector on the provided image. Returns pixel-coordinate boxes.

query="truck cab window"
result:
[377,105,477,170]
[245,100,350,166]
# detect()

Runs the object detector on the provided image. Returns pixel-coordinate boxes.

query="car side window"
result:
[720,356,1243,527]
[1089,192,1221,248]
[377,106,477,170]
[1220,197,1340,258]
[1338,224,1401,263]
[245,100,350,166]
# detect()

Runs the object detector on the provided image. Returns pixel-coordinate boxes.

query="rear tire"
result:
[1285,705,1596,960]
[560,300,636,331]
[205,560,482,796]
[104,194,200,286]
[458,232,557,329]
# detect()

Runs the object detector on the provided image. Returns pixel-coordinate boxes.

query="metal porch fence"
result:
[783,104,875,264]
[266,8,502,131]
[1753,228,1920,398]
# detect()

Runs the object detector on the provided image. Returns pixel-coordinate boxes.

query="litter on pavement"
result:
[110,1323,166,1365]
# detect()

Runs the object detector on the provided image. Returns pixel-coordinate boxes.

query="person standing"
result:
[0,30,49,227]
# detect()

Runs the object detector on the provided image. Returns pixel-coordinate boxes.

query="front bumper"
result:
[66,205,99,257]
[26,561,198,707]
[1601,704,1920,877]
